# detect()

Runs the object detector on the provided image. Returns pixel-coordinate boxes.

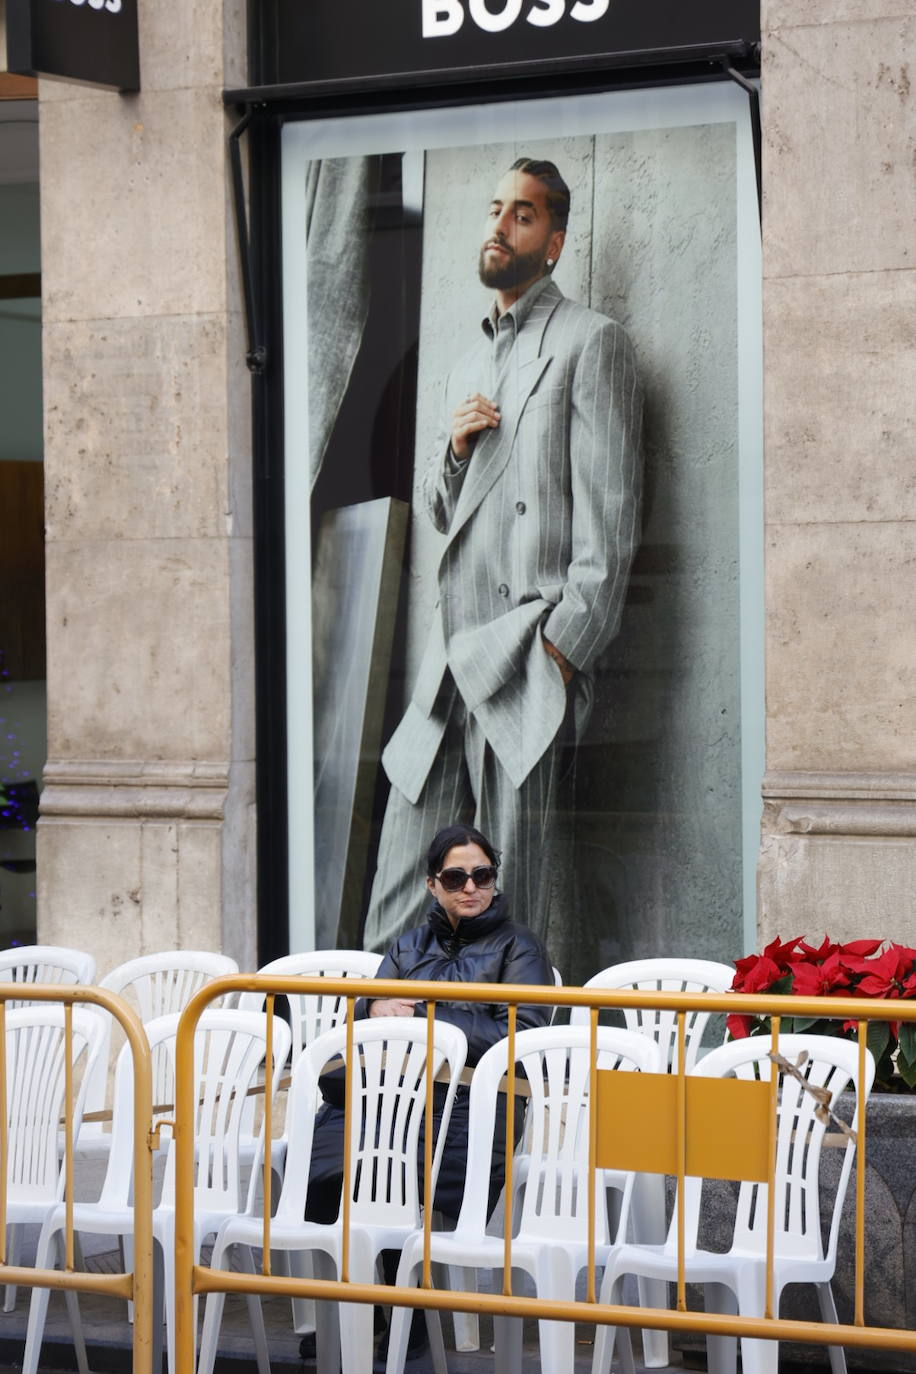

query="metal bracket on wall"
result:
[229,105,268,375]
[722,51,762,227]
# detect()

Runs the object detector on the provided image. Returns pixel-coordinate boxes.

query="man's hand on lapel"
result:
[451,392,500,461]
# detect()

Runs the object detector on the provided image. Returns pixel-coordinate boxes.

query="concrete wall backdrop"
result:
[34,0,256,973]
[759,0,916,947]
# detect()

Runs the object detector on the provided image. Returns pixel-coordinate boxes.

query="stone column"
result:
[35,0,257,974]
[759,0,916,945]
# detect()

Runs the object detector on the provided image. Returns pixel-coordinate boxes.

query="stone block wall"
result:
[35,0,257,974]
[759,0,916,947]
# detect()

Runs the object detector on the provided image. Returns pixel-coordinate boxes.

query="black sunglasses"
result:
[435,865,498,893]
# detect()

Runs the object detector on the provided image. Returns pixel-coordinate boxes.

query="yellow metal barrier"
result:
[0,984,154,1374]
[173,976,916,1374]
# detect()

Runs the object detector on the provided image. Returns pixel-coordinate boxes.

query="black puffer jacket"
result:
[306,895,554,1224]
[360,892,554,1063]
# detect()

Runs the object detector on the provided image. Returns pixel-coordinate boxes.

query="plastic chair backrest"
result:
[276,1016,467,1231]
[458,1024,661,1244]
[0,946,96,1004]
[570,958,736,1070]
[4,1005,106,1203]
[677,1034,875,1265]
[158,1009,291,1215]
[96,1010,291,1216]
[92,951,240,1126]
[237,950,384,1063]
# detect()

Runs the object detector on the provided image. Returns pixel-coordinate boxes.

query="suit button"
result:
[497,583,509,597]
[515,501,527,514]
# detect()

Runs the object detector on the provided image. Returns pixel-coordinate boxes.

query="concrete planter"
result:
[675,1090,916,1371]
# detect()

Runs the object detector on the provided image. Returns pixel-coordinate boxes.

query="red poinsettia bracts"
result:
[726,936,916,1089]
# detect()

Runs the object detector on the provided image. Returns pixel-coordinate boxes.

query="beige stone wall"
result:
[35,0,257,975]
[760,0,916,946]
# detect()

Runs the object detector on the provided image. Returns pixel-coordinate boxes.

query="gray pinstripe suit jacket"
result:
[383,277,644,803]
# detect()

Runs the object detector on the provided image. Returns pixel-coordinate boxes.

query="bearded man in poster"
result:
[363,156,644,965]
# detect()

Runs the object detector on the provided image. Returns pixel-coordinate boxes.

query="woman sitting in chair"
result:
[302,822,554,1362]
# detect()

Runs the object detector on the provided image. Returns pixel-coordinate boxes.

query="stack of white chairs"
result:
[237,949,385,1338]
[0,946,99,1310]
[594,1034,875,1374]
[568,956,735,1367]
[386,1023,661,1374]
[81,949,241,1153]
[23,1008,292,1374]
[198,1014,468,1374]
[0,944,96,1003]
[0,1006,107,1316]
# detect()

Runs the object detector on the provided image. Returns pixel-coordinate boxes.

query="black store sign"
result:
[6,0,140,91]
[269,0,759,90]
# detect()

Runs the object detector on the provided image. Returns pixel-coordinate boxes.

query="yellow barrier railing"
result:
[172,976,916,1374]
[0,984,154,1374]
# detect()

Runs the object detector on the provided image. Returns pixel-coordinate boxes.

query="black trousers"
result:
[304,1086,524,1224]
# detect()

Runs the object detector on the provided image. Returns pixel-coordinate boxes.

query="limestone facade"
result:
[35,0,257,974]
[759,0,916,946]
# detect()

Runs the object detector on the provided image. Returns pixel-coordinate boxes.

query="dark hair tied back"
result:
[509,156,571,232]
[425,823,500,878]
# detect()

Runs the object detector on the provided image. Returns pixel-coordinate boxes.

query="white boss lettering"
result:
[421,0,464,36]
[569,0,610,20]
[526,0,564,25]
[468,0,523,31]
[422,0,609,36]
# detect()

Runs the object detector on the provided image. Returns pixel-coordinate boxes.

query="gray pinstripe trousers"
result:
[363,672,573,963]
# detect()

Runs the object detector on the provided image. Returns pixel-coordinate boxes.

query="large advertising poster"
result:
[281,84,762,985]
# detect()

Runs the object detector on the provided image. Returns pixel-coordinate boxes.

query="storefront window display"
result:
[280,81,762,983]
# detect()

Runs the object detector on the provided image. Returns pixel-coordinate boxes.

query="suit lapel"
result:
[444,282,563,549]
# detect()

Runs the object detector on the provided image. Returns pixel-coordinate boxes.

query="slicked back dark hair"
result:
[509,156,571,232]
[425,824,500,878]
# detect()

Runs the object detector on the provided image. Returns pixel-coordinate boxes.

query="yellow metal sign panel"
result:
[595,1072,772,1182]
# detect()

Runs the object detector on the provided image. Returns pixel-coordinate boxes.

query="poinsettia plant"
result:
[727,936,916,1091]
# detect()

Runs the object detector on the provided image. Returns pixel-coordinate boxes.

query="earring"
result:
[546,258,554,268]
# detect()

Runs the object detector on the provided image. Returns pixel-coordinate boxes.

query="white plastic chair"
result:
[82,949,241,1143]
[22,1008,292,1374]
[570,956,736,1367]
[451,963,566,1354]
[386,1023,662,1374]
[198,1015,468,1374]
[236,949,384,1064]
[0,945,96,1002]
[593,1033,876,1374]
[237,949,385,1336]
[0,1006,106,1316]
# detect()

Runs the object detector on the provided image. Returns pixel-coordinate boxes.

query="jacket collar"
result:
[480,271,557,340]
[428,891,509,944]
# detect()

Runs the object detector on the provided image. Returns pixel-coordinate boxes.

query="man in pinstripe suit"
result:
[363,157,644,971]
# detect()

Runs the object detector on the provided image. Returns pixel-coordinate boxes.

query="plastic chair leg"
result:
[313,1251,341,1374]
[816,1283,848,1374]
[534,1250,580,1373]
[492,1314,523,1374]
[385,1256,423,1374]
[63,1284,92,1374]
[630,1173,670,1368]
[3,1223,21,1311]
[286,1247,317,1334]
[22,1224,62,1374]
[733,1269,778,1374]
[449,1266,480,1350]
[591,1265,623,1374]
[704,1281,739,1374]
[197,1283,227,1374]
[236,1245,271,1374]
[426,1304,450,1374]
